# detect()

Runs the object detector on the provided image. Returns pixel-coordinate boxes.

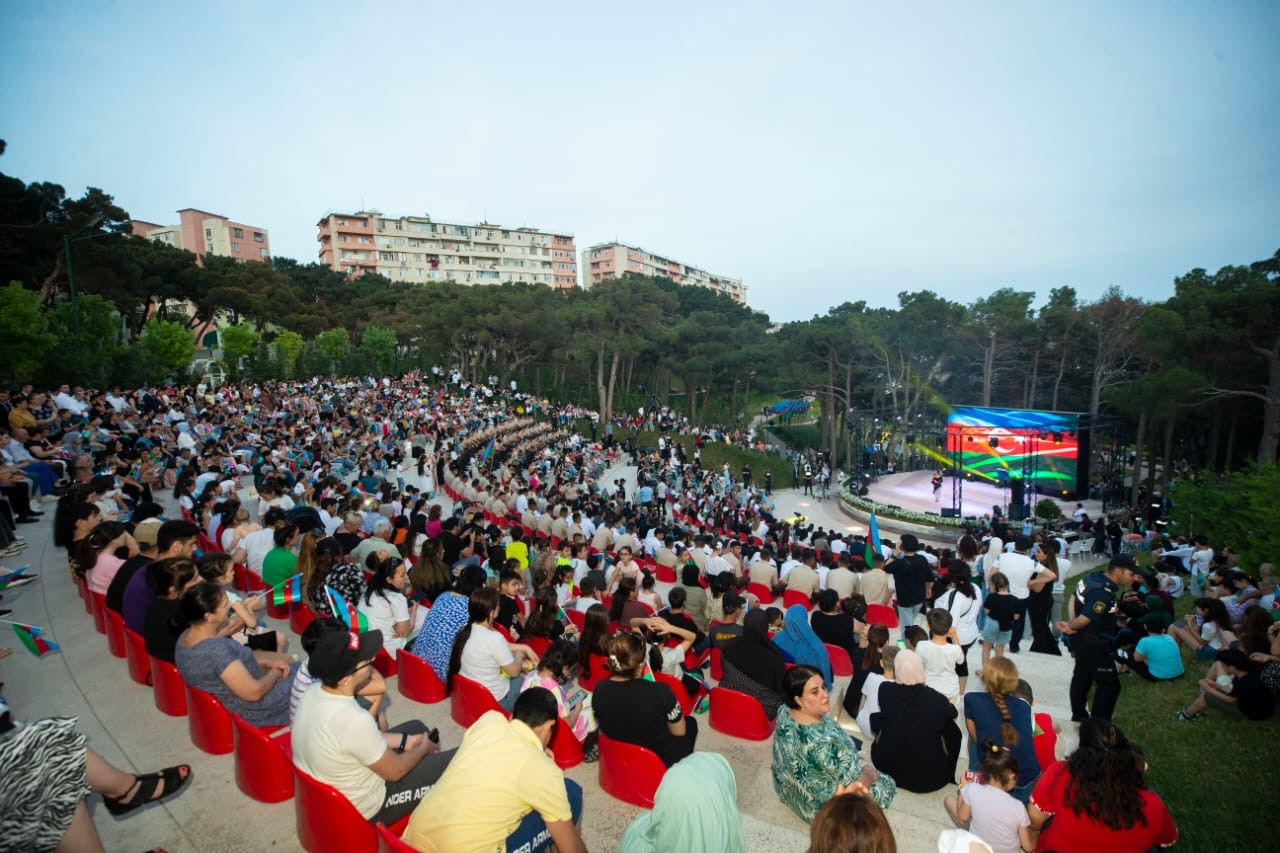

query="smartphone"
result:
[896,639,906,649]
[565,689,588,707]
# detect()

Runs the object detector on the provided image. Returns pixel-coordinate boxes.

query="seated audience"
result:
[943,739,1033,853]
[358,555,418,653]
[962,657,1039,802]
[142,557,199,663]
[808,792,897,853]
[593,632,697,767]
[618,753,747,853]
[720,609,789,719]
[520,639,598,759]
[409,565,488,679]
[1177,647,1276,721]
[772,664,895,823]
[448,586,540,712]
[1116,614,1184,681]
[869,649,961,793]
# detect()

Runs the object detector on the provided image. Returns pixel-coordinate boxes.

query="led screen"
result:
[945,406,1081,497]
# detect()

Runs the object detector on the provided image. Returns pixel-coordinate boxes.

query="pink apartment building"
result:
[582,241,746,304]
[129,208,270,264]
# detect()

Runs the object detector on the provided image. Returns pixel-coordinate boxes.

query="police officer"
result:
[1056,554,1138,722]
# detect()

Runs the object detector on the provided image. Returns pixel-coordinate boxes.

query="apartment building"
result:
[129,208,270,263]
[581,241,746,304]
[315,211,578,290]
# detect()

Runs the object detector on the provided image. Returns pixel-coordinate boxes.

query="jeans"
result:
[897,603,922,629]
[505,779,583,853]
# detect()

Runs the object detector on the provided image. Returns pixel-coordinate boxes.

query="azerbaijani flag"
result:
[13,623,60,657]
[0,565,30,591]
[272,574,303,606]
[482,437,496,461]
[864,511,882,566]
[326,585,367,633]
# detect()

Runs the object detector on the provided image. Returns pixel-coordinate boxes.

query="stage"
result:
[862,470,1102,522]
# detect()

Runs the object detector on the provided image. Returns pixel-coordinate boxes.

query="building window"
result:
[232,241,241,251]
[233,227,244,238]
[253,231,264,242]
[205,228,213,240]
[260,248,268,258]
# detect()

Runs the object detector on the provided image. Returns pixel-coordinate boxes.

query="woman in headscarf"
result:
[618,752,747,853]
[774,604,833,689]
[720,609,789,719]
[869,649,962,793]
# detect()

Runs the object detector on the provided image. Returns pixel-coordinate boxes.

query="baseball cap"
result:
[1109,554,1138,571]
[306,629,384,683]
[722,591,745,613]
[133,518,164,547]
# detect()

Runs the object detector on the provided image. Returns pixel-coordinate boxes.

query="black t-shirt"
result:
[496,594,520,631]
[709,622,743,648]
[593,677,687,767]
[1232,672,1276,721]
[144,597,183,663]
[106,554,151,615]
[439,532,465,566]
[810,611,857,655]
[660,609,703,643]
[887,554,931,607]
[334,531,362,559]
[984,593,1018,631]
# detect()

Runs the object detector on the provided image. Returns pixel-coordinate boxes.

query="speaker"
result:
[941,507,959,518]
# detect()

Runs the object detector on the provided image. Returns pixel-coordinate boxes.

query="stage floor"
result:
[863,470,1101,521]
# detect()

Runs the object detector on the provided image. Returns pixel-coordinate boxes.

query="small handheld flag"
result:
[0,565,31,591]
[271,574,303,606]
[10,622,60,657]
[482,437,496,461]
[325,585,368,634]
[864,511,882,566]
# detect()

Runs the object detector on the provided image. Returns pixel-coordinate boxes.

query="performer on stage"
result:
[931,470,944,503]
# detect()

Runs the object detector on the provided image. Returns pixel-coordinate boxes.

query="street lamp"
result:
[63,213,105,350]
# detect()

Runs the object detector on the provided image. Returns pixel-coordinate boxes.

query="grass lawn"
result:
[1060,558,1278,852]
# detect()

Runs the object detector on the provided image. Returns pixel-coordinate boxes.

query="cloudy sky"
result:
[2,1,1276,321]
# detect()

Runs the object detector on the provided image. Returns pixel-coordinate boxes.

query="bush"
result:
[1034,498,1063,521]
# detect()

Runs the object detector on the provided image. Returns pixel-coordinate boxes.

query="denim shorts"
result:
[981,620,1012,646]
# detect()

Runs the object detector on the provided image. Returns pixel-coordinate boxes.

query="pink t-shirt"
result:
[87,553,126,595]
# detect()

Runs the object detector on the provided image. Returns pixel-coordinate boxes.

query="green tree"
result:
[43,292,121,386]
[314,328,351,375]
[0,281,55,383]
[358,324,397,375]
[138,317,196,381]
[1168,465,1280,570]
[219,323,261,379]
[275,330,304,378]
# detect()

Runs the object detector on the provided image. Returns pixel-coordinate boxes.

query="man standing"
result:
[293,629,451,825]
[999,536,1037,653]
[1057,554,1137,722]
[403,689,585,852]
[886,534,931,628]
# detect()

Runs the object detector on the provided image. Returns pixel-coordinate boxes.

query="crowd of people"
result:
[0,373,1276,852]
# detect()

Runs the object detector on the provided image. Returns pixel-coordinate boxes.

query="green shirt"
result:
[771,708,896,822]
[262,546,297,589]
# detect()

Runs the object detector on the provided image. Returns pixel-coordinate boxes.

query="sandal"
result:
[103,765,193,817]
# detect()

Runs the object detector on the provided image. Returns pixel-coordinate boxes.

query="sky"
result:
[2,1,1277,322]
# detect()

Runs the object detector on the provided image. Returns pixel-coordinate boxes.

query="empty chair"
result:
[597,733,666,808]
[709,686,776,741]
[654,564,677,583]
[396,649,447,704]
[122,627,151,686]
[449,674,508,729]
[103,606,127,658]
[864,603,900,629]
[825,643,854,678]
[150,656,188,717]
[232,715,293,802]
[186,684,235,755]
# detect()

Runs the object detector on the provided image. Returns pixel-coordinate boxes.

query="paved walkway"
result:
[0,471,1100,852]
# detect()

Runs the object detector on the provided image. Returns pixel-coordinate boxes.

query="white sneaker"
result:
[41,494,60,503]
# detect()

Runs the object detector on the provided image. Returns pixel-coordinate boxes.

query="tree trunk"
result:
[1205,407,1221,472]
[1257,351,1280,468]
[1224,415,1237,473]
[1161,417,1175,492]
[606,350,620,421]
[595,345,608,420]
[982,332,996,408]
[1130,408,1147,508]
[1144,418,1158,499]
[1051,348,1068,411]
[1024,348,1040,409]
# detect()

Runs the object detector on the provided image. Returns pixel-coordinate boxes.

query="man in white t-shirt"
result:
[242,507,286,575]
[292,629,452,825]
[999,536,1037,653]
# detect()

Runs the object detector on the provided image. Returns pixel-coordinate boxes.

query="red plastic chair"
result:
[186,684,235,754]
[77,574,91,613]
[709,686,776,740]
[494,623,515,643]
[266,596,293,620]
[565,608,586,631]
[825,643,854,678]
[525,636,552,658]
[396,649,447,703]
[375,823,417,853]
[103,606,127,658]
[710,647,724,681]
[449,674,508,728]
[654,672,697,717]
[746,582,777,603]
[549,715,584,768]
[233,715,293,802]
[655,564,677,583]
[291,604,317,635]
[89,591,108,634]
[865,603,900,629]
[294,765,379,853]
[123,628,152,686]
[578,653,609,691]
[598,733,666,808]
[150,656,188,716]
[783,589,812,611]
[372,647,398,678]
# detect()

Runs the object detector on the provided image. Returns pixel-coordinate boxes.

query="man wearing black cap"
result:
[1057,554,1137,722]
[292,628,453,824]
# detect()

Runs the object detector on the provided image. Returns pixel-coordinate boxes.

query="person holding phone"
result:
[519,639,599,760]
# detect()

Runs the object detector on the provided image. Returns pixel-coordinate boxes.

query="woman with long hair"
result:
[358,556,418,653]
[962,656,1040,802]
[519,639,598,755]
[410,565,492,680]
[522,586,572,643]
[592,632,698,767]
[772,664,895,823]
[424,503,444,539]
[409,537,451,603]
[937,559,983,693]
[1028,718,1177,851]
[1026,541,1062,655]
[843,624,890,718]
[609,576,647,626]
[808,793,896,853]
[1169,597,1236,659]
[577,603,611,687]
[299,536,365,620]
[446,587,539,711]
[74,521,138,594]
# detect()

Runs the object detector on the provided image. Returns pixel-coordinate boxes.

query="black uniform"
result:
[1068,571,1121,721]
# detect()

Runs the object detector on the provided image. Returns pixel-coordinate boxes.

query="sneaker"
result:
[1175,709,1204,721]
[0,609,10,618]
[40,494,59,503]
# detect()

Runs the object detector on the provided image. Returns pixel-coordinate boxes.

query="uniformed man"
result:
[1056,554,1137,722]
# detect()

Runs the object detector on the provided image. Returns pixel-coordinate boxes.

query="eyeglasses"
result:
[344,660,374,678]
